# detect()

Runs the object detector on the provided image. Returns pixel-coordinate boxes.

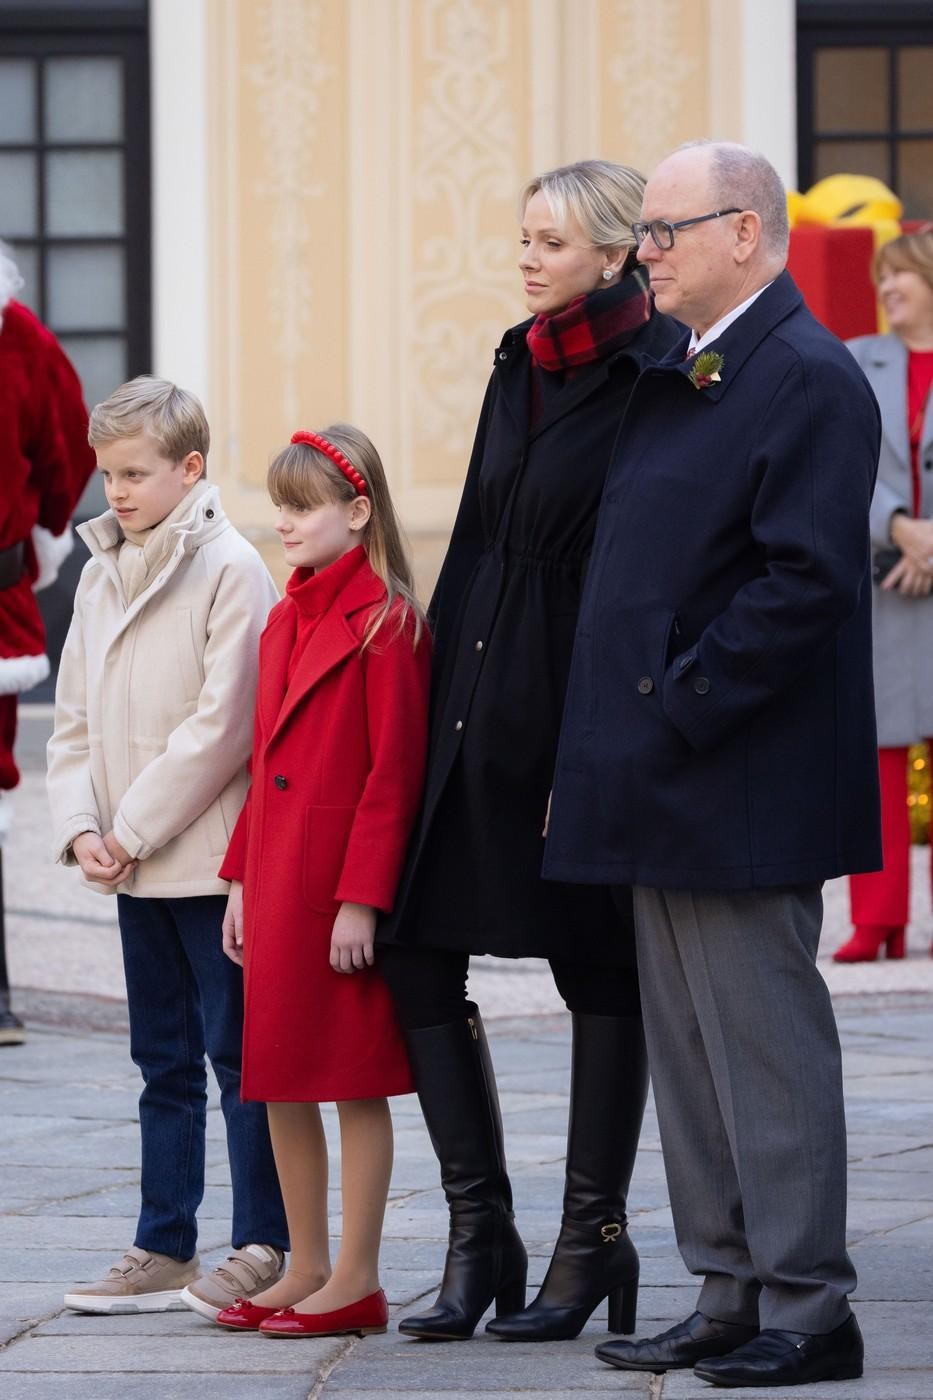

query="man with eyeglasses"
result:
[544,142,882,1387]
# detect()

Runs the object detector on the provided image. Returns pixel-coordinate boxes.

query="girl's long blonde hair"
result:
[268,422,425,650]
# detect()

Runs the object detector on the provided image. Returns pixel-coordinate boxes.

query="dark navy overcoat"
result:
[544,272,883,891]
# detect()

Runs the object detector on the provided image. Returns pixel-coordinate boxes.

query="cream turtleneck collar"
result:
[116,480,209,605]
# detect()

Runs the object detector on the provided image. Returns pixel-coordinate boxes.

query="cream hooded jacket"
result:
[47,484,278,897]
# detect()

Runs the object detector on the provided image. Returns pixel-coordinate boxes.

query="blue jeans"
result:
[117,894,288,1261]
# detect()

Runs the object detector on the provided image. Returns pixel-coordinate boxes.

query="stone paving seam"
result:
[311,1334,370,1399]
[0,1304,66,1355]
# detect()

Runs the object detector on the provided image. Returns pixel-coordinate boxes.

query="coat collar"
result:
[493,305,678,440]
[262,551,386,743]
[856,333,933,465]
[79,482,227,560]
[653,269,804,403]
[76,484,228,638]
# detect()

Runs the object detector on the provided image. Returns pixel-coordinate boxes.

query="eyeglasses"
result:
[631,208,742,251]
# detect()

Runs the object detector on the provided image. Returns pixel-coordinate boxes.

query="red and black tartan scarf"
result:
[526,268,651,372]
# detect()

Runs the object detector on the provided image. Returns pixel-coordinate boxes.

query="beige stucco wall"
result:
[199,0,774,596]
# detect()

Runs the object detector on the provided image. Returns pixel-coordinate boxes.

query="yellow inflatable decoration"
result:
[787,173,902,243]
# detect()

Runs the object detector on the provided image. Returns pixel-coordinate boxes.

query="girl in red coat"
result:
[216,425,430,1338]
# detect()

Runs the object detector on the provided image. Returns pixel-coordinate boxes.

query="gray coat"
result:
[848,333,933,746]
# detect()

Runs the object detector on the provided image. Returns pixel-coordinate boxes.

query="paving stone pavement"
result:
[1,995,931,1399]
[2,714,932,1397]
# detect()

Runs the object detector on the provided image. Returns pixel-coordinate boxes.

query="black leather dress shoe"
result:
[595,1310,758,1372]
[693,1314,863,1387]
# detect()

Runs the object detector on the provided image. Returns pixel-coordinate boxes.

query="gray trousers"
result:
[632,884,855,1333]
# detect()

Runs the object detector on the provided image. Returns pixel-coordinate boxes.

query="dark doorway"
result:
[0,1,150,698]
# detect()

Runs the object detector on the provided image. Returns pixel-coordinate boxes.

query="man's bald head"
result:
[679,141,790,259]
[636,142,788,336]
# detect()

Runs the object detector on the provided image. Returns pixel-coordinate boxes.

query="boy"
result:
[47,377,288,1317]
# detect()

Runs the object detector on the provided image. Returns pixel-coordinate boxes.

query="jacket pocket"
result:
[303,804,356,915]
[660,610,682,674]
[174,608,203,697]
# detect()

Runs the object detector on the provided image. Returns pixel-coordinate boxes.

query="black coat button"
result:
[694,676,711,695]
[274,774,288,790]
[637,677,654,695]
[205,508,215,518]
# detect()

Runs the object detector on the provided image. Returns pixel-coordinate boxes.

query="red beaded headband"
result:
[290,430,368,496]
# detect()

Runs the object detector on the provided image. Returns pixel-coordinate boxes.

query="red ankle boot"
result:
[833,925,902,963]
[885,928,906,959]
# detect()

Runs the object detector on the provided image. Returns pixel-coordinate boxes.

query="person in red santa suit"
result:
[0,242,96,1043]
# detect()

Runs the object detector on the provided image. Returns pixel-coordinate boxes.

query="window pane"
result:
[898,141,933,220]
[0,152,38,236]
[47,245,125,330]
[45,151,124,237]
[0,60,36,143]
[814,140,890,185]
[59,336,127,421]
[45,57,123,143]
[815,48,888,133]
[8,243,40,315]
[898,49,933,133]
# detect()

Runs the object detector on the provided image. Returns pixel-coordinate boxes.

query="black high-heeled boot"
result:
[486,1011,648,1341]
[397,1008,527,1340]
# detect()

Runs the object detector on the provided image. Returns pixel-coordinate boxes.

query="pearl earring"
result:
[602,269,614,281]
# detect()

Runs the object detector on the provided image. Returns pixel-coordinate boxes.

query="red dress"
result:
[220,545,430,1102]
[0,299,95,792]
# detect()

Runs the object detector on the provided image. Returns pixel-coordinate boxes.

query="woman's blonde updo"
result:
[520,159,646,259]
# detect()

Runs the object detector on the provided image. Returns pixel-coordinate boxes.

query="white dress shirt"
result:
[687,282,774,356]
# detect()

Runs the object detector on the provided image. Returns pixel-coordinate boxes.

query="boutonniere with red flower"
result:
[688,350,724,390]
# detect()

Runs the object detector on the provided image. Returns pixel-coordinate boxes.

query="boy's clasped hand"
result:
[71,830,137,886]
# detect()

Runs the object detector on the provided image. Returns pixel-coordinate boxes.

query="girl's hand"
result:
[222,881,245,965]
[330,902,377,974]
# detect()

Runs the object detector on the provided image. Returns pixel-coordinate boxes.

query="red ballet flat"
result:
[215,1296,282,1331]
[258,1288,388,1338]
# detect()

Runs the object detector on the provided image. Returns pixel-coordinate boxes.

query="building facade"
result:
[1,0,930,598]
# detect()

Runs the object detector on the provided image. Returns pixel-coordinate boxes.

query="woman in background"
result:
[839,229,933,962]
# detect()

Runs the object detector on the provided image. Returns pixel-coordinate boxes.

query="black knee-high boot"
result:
[486,1011,648,1341]
[398,1008,528,1340]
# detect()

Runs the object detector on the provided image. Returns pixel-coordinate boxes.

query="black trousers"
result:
[378,888,640,1028]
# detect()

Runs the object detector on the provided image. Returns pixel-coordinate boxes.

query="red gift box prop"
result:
[787,226,878,341]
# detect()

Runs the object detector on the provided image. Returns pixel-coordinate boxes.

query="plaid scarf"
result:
[526,268,651,371]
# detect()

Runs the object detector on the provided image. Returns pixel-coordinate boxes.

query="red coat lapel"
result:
[267,559,386,744]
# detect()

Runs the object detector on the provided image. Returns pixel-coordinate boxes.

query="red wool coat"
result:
[220,547,430,1103]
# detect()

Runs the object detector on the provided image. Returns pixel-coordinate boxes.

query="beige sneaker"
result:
[64,1247,200,1314]
[179,1244,286,1321]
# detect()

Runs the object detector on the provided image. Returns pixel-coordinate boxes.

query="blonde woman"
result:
[377,161,679,1342]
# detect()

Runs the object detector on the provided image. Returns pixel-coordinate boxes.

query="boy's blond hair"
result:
[89,375,210,469]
